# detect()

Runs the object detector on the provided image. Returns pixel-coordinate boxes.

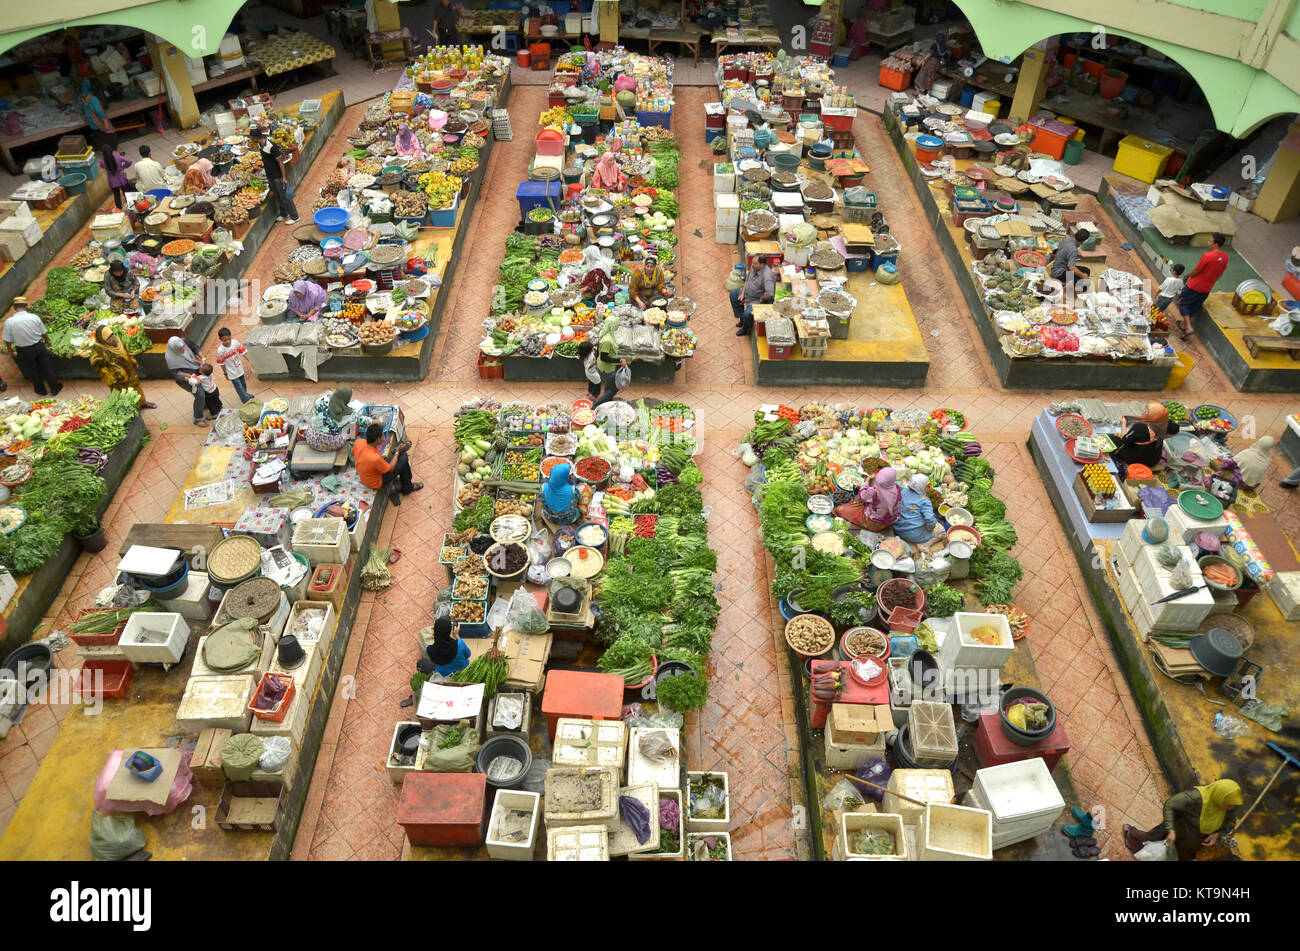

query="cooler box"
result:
[517,180,561,219]
[1113,135,1175,184]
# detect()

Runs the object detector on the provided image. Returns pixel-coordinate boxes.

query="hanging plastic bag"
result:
[89,813,146,861]
[1135,840,1173,862]
[504,588,549,634]
[614,364,632,390]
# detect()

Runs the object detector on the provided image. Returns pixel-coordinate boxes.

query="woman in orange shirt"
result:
[354,422,423,505]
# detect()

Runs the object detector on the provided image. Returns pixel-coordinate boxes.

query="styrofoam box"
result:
[177,675,255,733]
[0,567,18,614]
[1265,571,1300,621]
[714,167,735,193]
[973,757,1065,826]
[487,789,541,860]
[714,192,739,210]
[386,721,427,784]
[1117,518,1155,567]
[885,768,954,826]
[292,516,349,565]
[832,812,907,861]
[917,803,992,861]
[269,636,323,695]
[217,587,289,642]
[251,678,310,747]
[1163,504,1228,545]
[965,785,1056,845]
[607,783,660,857]
[547,825,609,861]
[685,831,732,861]
[0,201,34,223]
[544,766,621,830]
[685,771,730,833]
[0,217,42,248]
[159,569,214,621]
[772,191,804,213]
[963,109,991,128]
[715,225,738,245]
[716,207,740,227]
[346,508,370,552]
[940,612,1014,671]
[285,599,336,644]
[553,718,627,769]
[629,788,684,861]
[825,719,886,770]
[119,611,190,664]
[1131,545,1214,630]
[626,726,680,789]
[190,630,274,680]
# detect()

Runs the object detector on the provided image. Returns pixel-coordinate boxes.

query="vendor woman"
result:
[857,467,902,531]
[1110,402,1178,479]
[394,122,423,159]
[592,150,625,193]
[1124,779,1243,862]
[580,245,616,303]
[181,157,215,195]
[894,474,938,544]
[541,461,583,524]
[311,386,357,436]
[629,251,669,308]
[102,259,138,306]
[417,617,471,678]
[288,279,327,322]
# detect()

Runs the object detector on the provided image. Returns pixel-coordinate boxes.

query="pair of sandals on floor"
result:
[1063,807,1101,859]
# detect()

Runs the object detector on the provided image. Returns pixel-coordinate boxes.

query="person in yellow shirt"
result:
[629,252,668,308]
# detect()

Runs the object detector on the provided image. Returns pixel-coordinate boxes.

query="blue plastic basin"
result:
[313,207,349,233]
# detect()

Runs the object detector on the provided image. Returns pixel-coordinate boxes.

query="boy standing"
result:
[215,327,252,404]
[189,363,223,420]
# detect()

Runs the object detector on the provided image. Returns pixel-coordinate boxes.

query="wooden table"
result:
[711,37,783,58]
[1,94,166,174]
[647,28,705,65]
[367,28,413,69]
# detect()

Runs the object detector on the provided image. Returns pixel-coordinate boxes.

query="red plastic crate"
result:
[973,710,1070,770]
[810,659,889,729]
[477,351,504,379]
[766,341,794,360]
[68,608,128,647]
[887,606,923,633]
[77,660,133,700]
[541,669,624,740]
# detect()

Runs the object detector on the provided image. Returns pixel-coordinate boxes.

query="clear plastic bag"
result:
[822,778,867,812]
[296,322,324,346]
[1135,840,1173,861]
[259,736,291,772]
[636,729,676,763]
[1213,710,1250,739]
[89,813,146,861]
[504,588,549,634]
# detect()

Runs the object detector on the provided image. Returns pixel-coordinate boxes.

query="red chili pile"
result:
[633,514,657,538]
[575,457,610,481]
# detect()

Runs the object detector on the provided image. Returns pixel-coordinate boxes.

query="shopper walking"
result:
[250,127,298,224]
[165,335,209,426]
[1175,232,1230,338]
[215,327,252,404]
[100,145,132,210]
[578,341,601,400]
[2,297,58,395]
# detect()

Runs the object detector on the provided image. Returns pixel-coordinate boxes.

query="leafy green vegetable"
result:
[922,583,965,618]
[656,672,708,712]
[452,495,494,533]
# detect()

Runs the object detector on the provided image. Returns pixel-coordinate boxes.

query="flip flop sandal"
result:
[1071,843,1101,859]
[1062,822,1094,837]
[388,548,402,565]
[1072,806,1093,823]
[404,482,425,494]
[1069,835,1097,848]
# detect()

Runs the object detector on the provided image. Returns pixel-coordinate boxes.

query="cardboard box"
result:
[190,728,233,785]
[1073,471,1137,524]
[497,630,552,693]
[177,214,210,236]
[829,703,893,744]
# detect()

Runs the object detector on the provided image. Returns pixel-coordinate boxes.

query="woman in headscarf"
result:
[311,386,357,436]
[629,251,668,309]
[1124,779,1243,861]
[580,245,616,303]
[181,157,215,195]
[89,325,155,409]
[592,314,627,409]
[857,467,903,531]
[394,122,422,158]
[592,150,624,193]
[288,279,327,322]
[416,617,471,678]
[541,461,582,525]
[893,474,938,544]
[165,336,208,425]
[102,259,138,307]
[1111,402,1178,479]
[78,79,110,134]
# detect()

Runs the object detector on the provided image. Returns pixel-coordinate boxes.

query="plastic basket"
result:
[249,672,297,722]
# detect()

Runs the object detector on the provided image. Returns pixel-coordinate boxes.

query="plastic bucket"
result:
[914,135,942,164]
[60,172,88,195]
[1063,138,1085,165]
[1166,352,1195,389]
[1099,69,1128,100]
[477,734,532,789]
[517,49,531,68]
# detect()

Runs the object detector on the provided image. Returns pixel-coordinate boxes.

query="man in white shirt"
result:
[2,296,58,395]
[133,145,168,192]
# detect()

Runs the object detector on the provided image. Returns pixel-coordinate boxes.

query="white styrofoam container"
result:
[714,192,739,210]
[917,803,992,861]
[546,825,609,861]
[158,570,214,621]
[486,789,541,860]
[553,718,627,769]
[607,783,660,857]
[885,768,954,826]
[965,785,1056,844]
[0,568,17,614]
[213,110,238,137]
[1265,571,1300,621]
[292,516,349,565]
[118,612,190,664]
[386,721,426,783]
[685,771,730,833]
[285,599,336,644]
[685,831,732,861]
[268,636,323,695]
[715,225,738,245]
[0,200,35,223]
[626,726,680,789]
[940,612,1014,671]
[713,166,735,193]
[1163,504,1228,545]
[1131,545,1214,630]
[973,757,1066,825]
[0,217,42,247]
[628,788,684,861]
[217,587,289,642]
[832,812,907,861]
[1117,517,1155,567]
[347,507,370,552]
[176,675,255,733]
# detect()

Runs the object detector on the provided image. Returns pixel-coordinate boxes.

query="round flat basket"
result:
[564,546,604,579]
[490,515,531,544]
[368,243,406,267]
[207,534,265,585]
[1195,613,1254,651]
[226,577,282,623]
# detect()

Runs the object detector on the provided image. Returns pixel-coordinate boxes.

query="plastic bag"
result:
[90,813,146,861]
[220,733,264,781]
[625,710,684,730]
[296,322,324,346]
[614,364,631,390]
[724,265,745,291]
[420,719,481,772]
[521,756,551,793]
[1213,710,1250,739]
[1135,840,1173,862]
[505,588,549,635]
[822,778,867,812]
[259,736,291,772]
[636,729,677,763]
[485,596,510,631]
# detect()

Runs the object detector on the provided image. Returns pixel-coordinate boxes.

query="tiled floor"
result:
[3,49,1300,861]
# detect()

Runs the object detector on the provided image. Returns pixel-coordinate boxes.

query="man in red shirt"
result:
[354,422,423,506]
[1175,232,1229,338]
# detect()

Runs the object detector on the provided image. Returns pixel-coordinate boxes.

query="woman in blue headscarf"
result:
[541,462,582,525]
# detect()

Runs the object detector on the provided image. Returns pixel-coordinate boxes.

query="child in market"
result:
[215,327,252,405]
[188,363,223,420]
[1153,263,1185,334]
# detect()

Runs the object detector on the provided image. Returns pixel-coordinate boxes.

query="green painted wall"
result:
[0,0,246,58]
[954,0,1300,138]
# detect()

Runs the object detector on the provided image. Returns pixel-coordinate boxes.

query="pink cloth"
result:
[94,749,193,816]
[614,74,637,94]
[858,467,902,525]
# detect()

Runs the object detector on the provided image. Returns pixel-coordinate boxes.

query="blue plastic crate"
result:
[516,180,561,219]
[705,128,724,143]
[429,193,460,228]
[636,110,671,129]
[845,255,871,272]
[551,0,571,12]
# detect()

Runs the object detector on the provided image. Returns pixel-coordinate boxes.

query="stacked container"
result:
[965,758,1066,849]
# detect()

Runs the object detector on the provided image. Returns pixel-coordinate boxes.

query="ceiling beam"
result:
[1004,0,1255,62]
[8,0,162,39]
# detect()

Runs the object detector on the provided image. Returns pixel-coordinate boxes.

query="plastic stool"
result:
[504,33,518,52]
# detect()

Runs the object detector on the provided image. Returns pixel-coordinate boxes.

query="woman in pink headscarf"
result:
[395,122,422,158]
[592,151,624,192]
[857,467,903,531]
[181,157,214,195]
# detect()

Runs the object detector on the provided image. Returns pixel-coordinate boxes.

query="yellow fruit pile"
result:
[419,171,462,209]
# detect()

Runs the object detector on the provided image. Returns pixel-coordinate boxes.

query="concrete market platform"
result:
[499,353,681,383]
[1028,419,1300,861]
[882,110,1172,392]
[0,437,386,861]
